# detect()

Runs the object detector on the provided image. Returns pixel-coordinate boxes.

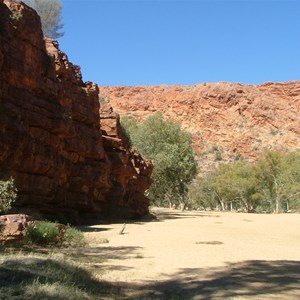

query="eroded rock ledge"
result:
[0,0,153,223]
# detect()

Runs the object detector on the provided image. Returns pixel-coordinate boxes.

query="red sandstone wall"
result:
[0,0,152,223]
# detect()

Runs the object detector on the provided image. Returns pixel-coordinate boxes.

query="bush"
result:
[63,227,85,247]
[26,221,59,245]
[10,10,23,22]
[25,221,85,246]
[0,178,17,213]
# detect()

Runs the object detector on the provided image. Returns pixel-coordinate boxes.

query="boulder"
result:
[0,214,35,244]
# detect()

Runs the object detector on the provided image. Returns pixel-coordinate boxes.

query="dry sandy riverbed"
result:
[82,208,300,299]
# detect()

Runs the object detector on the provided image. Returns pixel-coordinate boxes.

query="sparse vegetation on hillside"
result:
[122,113,197,208]
[189,150,300,213]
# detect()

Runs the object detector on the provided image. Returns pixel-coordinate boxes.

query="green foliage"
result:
[211,145,219,152]
[26,221,59,245]
[64,227,85,247]
[0,178,17,213]
[23,0,64,39]
[255,151,300,212]
[98,95,107,105]
[122,113,197,207]
[189,150,300,213]
[25,221,85,246]
[10,10,23,22]
[270,129,279,136]
[215,150,223,161]
[120,117,137,147]
[189,161,262,212]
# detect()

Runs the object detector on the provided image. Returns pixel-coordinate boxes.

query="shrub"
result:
[215,150,223,161]
[0,178,17,213]
[10,10,23,22]
[63,227,85,247]
[25,221,85,246]
[26,221,59,245]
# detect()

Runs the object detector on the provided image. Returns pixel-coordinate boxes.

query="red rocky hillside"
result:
[99,81,300,171]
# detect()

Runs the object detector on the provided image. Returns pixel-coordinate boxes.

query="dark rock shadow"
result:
[76,225,111,233]
[78,209,220,227]
[148,208,220,223]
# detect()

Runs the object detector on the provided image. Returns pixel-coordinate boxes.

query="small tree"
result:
[255,151,284,213]
[280,151,300,210]
[0,178,17,213]
[259,151,300,212]
[122,113,197,208]
[23,0,64,39]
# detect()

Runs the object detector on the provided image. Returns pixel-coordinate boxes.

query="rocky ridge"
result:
[99,81,300,171]
[0,0,152,223]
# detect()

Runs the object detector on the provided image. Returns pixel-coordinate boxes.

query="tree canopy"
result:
[23,0,64,39]
[122,113,197,208]
[189,151,300,213]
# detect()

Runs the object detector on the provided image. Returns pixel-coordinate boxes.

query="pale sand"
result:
[83,208,300,299]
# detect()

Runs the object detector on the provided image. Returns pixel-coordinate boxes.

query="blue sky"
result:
[60,0,300,86]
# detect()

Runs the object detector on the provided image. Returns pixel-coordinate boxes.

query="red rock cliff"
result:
[0,0,153,223]
[100,81,300,171]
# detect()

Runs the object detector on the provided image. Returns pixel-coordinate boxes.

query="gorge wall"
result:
[100,81,300,172]
[0,0,153,223]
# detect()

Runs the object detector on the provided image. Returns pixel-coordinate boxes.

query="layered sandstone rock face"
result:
[0,0,152,223]
[100,103,153,218]
[100,81,300,171]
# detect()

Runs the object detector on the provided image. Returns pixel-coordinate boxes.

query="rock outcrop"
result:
[99,81,300,172]
[0,214,34,244]
[100,103,153,218]
[0,0,153,223]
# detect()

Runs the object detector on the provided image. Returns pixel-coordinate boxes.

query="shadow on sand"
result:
[77,208,220,229]
[121,260,300,299]
[48,244,300,299]
[148,208,220,223]
[1,245,299,299]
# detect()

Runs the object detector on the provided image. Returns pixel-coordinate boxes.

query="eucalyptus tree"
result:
[23,0,64,39]
[122,113,197,208]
